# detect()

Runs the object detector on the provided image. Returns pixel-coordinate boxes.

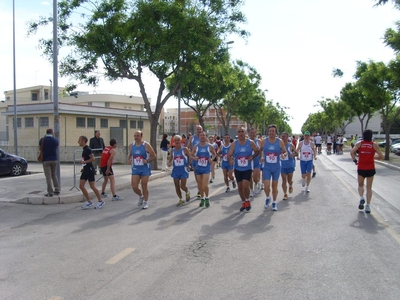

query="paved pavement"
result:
[1,147,399,205]
[0,160,171,205]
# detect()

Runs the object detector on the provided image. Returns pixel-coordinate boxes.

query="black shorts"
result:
[234,169,253,183]
[357,169,376,178]
[213,157,218,162]
[327,143,332,146]
[316,144,321,147]
[100,166,114,176]
[80,167,95,182]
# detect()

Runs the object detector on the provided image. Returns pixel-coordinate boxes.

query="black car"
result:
[0,148,28,176]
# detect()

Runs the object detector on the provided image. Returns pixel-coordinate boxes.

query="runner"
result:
[220,133,236,193]
[314,133,322,154]
[350,129,384,213]
[280,132,296,200]
[249,128,261,197]
[296,131,317,193]
[78,136,104,210]
[326,133,333,155]
[187,125,203,198]
[100,139,123,201]
[190,131,217,208]
[227,127,260,212]
[168,135,191,206]
[259,124,287,211]
[208,136,218,183]
[128,130,157,209]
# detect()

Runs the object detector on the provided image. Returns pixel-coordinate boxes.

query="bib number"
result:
[266,153,277,163]
[198,157,208,167]
[133,156,144,166]
[174,156,184,166]
[237,156,249,167]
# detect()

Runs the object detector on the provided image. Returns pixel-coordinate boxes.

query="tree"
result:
[318,97,354,134]
[355,59,400,160]
[28,0,247,169]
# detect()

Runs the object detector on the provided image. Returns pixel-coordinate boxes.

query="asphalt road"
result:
[1,153,400,300]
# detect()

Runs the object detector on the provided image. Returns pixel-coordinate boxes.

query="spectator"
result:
[39,128,60,197]
[89,130,105,174]
[160,133,170,171]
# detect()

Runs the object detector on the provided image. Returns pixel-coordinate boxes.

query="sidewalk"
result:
[0,161,170,205]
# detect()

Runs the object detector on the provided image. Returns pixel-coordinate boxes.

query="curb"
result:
[13,171,170,205]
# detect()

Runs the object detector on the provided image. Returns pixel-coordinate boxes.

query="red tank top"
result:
[358,141,375,170]
[100,146,113,167]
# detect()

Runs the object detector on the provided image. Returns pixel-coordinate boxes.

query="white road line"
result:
[106,248,136,265]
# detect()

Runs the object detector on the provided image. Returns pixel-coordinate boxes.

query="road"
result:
[1,152,400,300]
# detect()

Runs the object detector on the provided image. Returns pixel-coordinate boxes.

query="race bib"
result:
[237,156,249,167]
[198,157,208,167]
[133,156,144,166]
[174,156,184,166]
[222,154,228,161]
[266,152,277,163]
[303,151,311,159]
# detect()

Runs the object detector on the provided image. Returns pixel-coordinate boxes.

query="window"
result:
[130,120,137,129]
[138,120,144,129]
[100,118,108,128]
[87,118,96,128]
[32,93,38,101]
[119,120,127,128]
[12,118,21,128]
[6,96,10,101]
[25,117,34,128]
[45,92,49,100]
[39,117,49,127]
[105,102,110,108]
[76,117,85,127]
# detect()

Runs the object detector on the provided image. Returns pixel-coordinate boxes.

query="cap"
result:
[304,131,310,135]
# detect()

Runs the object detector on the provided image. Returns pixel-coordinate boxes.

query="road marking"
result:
[106,248,135,265]
[162,217,178,227]
[320,157,400,245]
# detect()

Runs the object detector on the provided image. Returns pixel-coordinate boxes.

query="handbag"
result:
[38,137,44,162]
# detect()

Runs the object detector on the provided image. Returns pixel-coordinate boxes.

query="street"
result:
[1,152,400,300]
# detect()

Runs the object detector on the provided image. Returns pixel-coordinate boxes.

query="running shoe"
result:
[199,199,205,207]
[358,198,365,210]
[232,180,237,189]
[289,186,293,194]
[176,199,185,206]
[186,192,191,202]
[81,201,93,210]
[54,191,60,195]
[138,196,144,206]
[196,193,201,199]
[264,197,271,209]
[365,204,371,214]
[209,178,214,183]
[240,202,246,212]
[225,187,230,193]
[101,192,108,198]
[245,200,251,211]
[112,195,123,201]
[94,201,105,209]
[272,202,277,211]
[142,201,149,209]
[302,179,305,187]
[250,190,254,198]
[306,187,310,193]
[312,172,316,178]
[205,198,210,208]
[283,194,288,200]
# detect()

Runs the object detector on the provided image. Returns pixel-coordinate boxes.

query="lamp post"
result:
[12,0,18,155]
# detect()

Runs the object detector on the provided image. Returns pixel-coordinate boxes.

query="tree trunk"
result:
[149,115,160,170]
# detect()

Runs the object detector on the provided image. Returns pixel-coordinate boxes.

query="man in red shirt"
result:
[100,139,123,201]
[350,129,383,213]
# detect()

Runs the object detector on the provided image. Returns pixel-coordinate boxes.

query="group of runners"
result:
[77,125,383,215]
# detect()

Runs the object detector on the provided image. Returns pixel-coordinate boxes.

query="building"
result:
[1,85,151,163]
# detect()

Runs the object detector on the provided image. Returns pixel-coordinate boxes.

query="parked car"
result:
[379,139,400,148]
[391,143,400,155]
[0,148,28,176]
[351,138,362,148]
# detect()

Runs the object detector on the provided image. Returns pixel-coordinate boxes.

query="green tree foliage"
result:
[318,97,353,134]
[28,0,247,168]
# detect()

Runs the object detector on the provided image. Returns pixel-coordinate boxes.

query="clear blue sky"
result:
[0,0,398,133]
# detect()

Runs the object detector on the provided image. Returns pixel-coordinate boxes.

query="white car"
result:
[390,142,400,153]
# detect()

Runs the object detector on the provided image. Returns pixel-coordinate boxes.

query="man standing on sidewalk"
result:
[89,130,105,174]
[100,139,123,201]
[39,128,60,197]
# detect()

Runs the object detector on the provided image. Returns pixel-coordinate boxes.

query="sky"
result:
[0,0,399,133]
